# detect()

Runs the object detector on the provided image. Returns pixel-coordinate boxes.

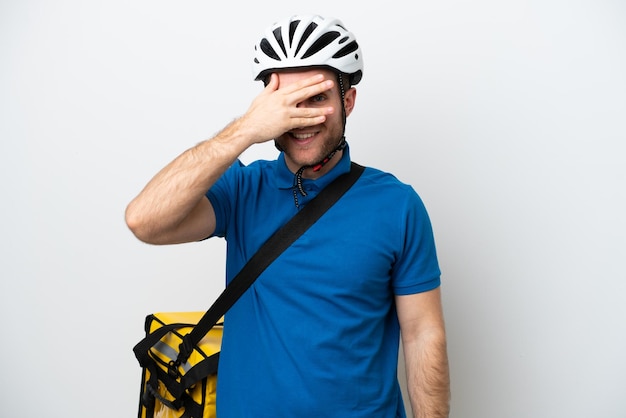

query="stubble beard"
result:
[278,126,343,169]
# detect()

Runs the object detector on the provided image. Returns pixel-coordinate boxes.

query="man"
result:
[126,14,450,418]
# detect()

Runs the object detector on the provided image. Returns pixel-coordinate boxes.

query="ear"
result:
[343,87,357,117]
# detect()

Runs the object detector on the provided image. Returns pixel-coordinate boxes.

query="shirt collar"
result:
[273,144,352,191]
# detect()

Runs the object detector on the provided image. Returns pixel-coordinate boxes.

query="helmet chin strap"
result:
[291,72,348,209]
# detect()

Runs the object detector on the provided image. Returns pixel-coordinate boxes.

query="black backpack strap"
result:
[177,162,365,361]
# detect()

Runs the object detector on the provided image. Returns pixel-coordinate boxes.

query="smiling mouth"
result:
[290,132,316,140]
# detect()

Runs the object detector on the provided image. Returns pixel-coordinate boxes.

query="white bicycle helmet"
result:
[253,14,363,85]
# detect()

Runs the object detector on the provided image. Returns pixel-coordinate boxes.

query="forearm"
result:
[125,118,253,243]
[404,330,450,418]
[125,73,336,244]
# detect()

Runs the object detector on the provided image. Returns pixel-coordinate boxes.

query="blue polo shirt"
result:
[207,146,440,417]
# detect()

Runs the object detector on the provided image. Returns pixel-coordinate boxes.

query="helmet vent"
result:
[272,28,287,58]
[332,40,359,59]
[288,20,300,48]
[260,38,280,61]
[294,22,318,56]
[302,31,341,59]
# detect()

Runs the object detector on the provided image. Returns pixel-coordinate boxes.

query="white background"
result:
[1,1,625,417]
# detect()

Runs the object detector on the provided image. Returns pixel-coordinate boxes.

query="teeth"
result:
[292,133,315,140]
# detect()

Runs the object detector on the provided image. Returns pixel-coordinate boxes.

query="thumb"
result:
[265,73,279,91]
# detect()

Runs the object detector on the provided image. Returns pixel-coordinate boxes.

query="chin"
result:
[288,154,323,168]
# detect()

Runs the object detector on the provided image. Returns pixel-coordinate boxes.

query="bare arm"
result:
[125,73,335,244]
[124,122,248,245]
[396,287,450,418]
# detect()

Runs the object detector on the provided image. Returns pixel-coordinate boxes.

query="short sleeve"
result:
[391,190,441,295]
[206,160,245,238]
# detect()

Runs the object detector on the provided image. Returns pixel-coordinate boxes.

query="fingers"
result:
[282,114,328,133]
[243,72,337,142]
[290,104,334,124]
[283,74,334,104]
[262,73,332,107]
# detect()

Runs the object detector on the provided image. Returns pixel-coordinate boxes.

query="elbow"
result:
[125,202,158,244]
